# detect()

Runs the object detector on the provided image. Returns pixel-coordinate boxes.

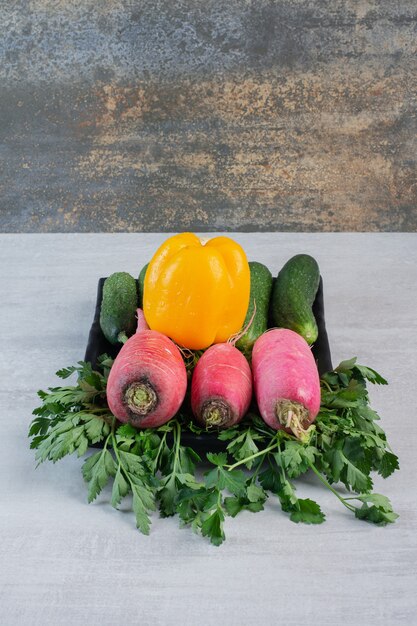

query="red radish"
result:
[191,343,252,429]
[107,330,187,428]
[252,328,320,441]
[136,308,149,333]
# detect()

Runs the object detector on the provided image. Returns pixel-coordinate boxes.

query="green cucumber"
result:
[138,262,149,309]
[236,261,273,357]
[271,254,320,345]
[100,272,138,344]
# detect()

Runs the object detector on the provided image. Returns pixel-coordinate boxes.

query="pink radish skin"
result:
[252,329,320,441]
[136,308,150,333]
[107,330,187,428]
[191,343,252,429]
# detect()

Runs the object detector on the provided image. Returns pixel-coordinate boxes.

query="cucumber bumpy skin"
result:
[271,254,320,345]
[236,261,273,358]
[100,272,138,345]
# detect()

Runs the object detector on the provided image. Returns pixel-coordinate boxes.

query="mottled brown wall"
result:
[1,0,416,232]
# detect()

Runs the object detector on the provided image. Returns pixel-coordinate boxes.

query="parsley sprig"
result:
[29,355,399,546]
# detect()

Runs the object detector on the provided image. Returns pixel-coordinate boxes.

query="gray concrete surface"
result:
[0,233,416,625]
[1,1,416,232]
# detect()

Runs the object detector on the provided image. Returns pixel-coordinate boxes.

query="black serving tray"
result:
[85,277,332,453]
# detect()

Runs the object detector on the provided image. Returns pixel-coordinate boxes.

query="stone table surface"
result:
[0,233,416,626]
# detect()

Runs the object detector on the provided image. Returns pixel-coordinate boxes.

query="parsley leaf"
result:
[377,452,400,479]
[158,421,203,517]
[274,473,325,525]
[206,452,228,466]
[218,427,263,469]
[111,467,130,508]
[204,456,246,498]
[82,447,116,503]
[55,365,79,380]
[335,357,358,372]
[259,466,282,493]
[32,412,111,464]
[278,441,317,478]
[224,481,267,517]
[176,487,218,533]
[131,480,156,535]
[201,508,225,546]
[111,443,158,533]
[289,499,326,524]
[325,442,372,493]
[354,365,388,386]
[353,493,399,524]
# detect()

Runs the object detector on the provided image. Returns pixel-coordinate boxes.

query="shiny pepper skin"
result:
[143,233,251,350]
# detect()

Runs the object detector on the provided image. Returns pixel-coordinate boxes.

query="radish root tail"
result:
[227,300,257,346]
[176,345,195,359]
[275,400,315,443]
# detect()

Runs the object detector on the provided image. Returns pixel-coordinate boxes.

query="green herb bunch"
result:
[29,356,399,545]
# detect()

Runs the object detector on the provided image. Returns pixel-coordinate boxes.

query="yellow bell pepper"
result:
[143,233,250,350]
